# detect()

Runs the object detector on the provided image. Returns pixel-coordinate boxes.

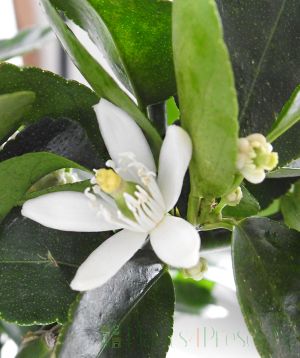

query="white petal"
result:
[70,229,147,291]
[242,167,266,184]
[150,215,200,268]
[22,191,121,232]
[157,125,192,211]
[94,99,156,172]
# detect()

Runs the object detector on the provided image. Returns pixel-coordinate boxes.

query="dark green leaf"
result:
[233,218,300,357]
[0,209,108,325]
[281,182,300,231]
[56,251,174,358]
[201,229,231,251]
[223,186,260,219]
[41,0,162,159]
[216,0,300,136]
[50,0,175,106]
[173,0,238,198]
[246,178,295,210]
[0,117,102,169]
[267,86,300,143]
[0,27,52,61]
[0,152,87,220]
[272,121,300,170]
[0,62,105,158]
[0,91,35,141]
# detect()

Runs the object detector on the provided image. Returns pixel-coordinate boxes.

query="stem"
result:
[187,194,201,225]
[201,221,234,232]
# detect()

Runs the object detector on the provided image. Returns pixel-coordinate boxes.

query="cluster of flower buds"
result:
[237,134,278,184]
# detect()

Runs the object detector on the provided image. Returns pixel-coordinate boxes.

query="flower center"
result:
[95,169,122,194]
[88,155,166,233]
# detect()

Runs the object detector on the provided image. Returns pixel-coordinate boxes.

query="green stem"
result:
[187,194,202,226]
[201,221,234,232]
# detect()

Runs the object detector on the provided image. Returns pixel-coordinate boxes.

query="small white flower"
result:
[225,186,243,207]
[22,99,200,291]
[237,133,278,184]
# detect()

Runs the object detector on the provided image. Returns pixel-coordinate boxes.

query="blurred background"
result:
[0,1,259,357]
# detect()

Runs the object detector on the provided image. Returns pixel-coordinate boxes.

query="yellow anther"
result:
[95,169,122,194]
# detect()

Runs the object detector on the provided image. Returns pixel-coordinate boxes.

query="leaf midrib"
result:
[239,0,287,125]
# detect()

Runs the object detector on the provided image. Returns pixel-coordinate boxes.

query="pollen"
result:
[95,169,122,194]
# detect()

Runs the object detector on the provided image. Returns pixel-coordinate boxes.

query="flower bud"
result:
[237,134,278,184]
[183,257,208,281]
[225,186,243,207]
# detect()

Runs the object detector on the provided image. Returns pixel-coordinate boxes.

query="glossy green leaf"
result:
[267,86,300,143]
[21,181,90,204]
[281,182,300,231]
[0,209,108,325]
[56,251,174,357]
[0,152,86,220]
[0,91,35,141]
[0,27,52,61]
[246,177,295,210]
[41,0,162,159]
[0,62,105,156]
[201,229,231,251]
[173,0,238,198]
[0,117,102,169]
[267,165,300,179]
[223,186,260,219]
[50,0,175,106]
[216,0,300,137]
[233,218,300,357]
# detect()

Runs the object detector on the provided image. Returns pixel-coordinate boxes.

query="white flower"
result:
[22,99,200,291]
[237,133,278,184]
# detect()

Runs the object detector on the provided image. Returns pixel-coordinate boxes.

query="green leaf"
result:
[21,181,90,204]
[0,117,102,169]
[173,0,238,198]
[0,209,108,325]
[272,121,300,172]
[267,86,300,143]
[50,0,175,106]
[223,186,260,219]
[173,273,215,313]
[41,0,162,159]
[201,229,231,251]
[0,91,35,141]
[0,27,52,61]
[0,62,105,157]
[0,152,87,220]
[16,337,52,358]
[216,0,300,137]
[281,182,300,231]
[246,178,295,210]
[267,164,300,179]
[56,251,174,357]
[233,218,300,357]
